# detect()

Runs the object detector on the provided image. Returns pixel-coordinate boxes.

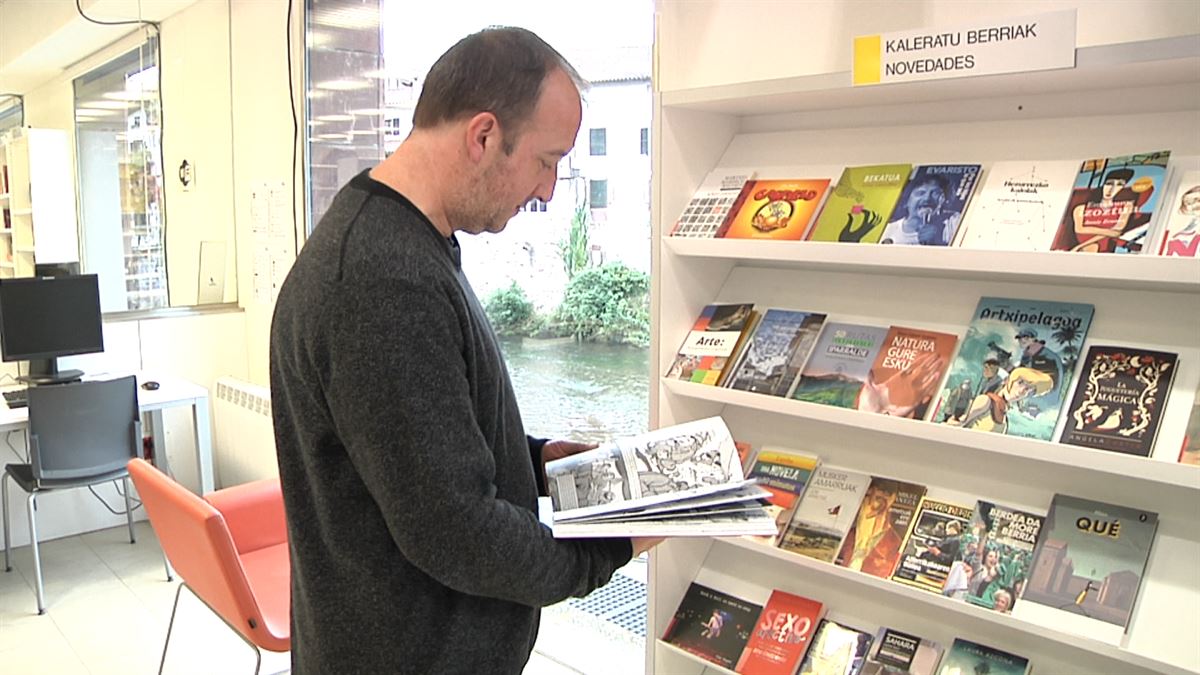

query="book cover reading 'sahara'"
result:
[735,590,825,675]
[806,164,912,244]
[933,297,1094,441]
[1052,150,1170,254]
[1060,345,1177,457]
[1014,494,1158,645]
[665,303,755,385]
[718,178,831,240]
[662,582,763,669]
[881,164,981,246]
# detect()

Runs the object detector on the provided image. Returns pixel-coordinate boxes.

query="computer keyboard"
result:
[3,388,27,409]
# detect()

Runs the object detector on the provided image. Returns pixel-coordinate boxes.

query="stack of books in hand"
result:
[541,416,778,538]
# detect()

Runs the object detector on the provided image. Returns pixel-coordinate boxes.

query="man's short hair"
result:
[910,174,952,197]
[412,27,586,153]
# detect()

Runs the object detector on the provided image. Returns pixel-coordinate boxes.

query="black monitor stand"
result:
[18,357,84,385]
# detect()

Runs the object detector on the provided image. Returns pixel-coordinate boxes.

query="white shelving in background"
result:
[649,26,1200,675]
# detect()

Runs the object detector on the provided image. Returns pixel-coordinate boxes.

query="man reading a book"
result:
[271,27,658,674]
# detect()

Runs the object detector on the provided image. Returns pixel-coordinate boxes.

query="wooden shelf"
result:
[664,238,1200,294]
[713,537,1194,675]
[661,378,1200,495]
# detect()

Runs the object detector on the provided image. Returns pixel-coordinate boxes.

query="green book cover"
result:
[806,164,912,243]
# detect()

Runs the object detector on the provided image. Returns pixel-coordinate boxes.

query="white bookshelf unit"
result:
[0,127,80,278]
[649,33,1200,675]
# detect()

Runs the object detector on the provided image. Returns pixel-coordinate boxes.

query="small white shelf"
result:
[714,537,1193,675]
[661,378,1200,494]
[660,36,1200,116]
[0,262,14,269]
[663,238,1200,294]
[655,640,738,675]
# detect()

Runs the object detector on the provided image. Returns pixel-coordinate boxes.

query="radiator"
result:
[213,377,279,487]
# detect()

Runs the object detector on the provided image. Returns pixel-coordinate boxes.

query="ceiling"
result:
[0,0,196,94]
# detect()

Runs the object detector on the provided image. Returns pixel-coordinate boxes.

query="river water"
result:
[499,337,650,444]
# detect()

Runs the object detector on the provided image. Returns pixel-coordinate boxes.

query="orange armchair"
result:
[127,458,290,674]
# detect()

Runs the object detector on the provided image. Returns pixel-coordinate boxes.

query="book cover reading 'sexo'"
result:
[791,322,890,408]
[718,178,832,240]
[778,465,871,563]
[857,326,958,421]
[937,638,1030,675]
[835,477,927,579]
[862,628,943,675]
[735,590,825,675]
[943,500,1044,614]
[881,164,981,246]
[933,297,1094,441]
[1060,346,1178,457]
[806,164,912,244]
[955,159,1080,252]
[665,303,756,385]
[662,582,763,670]
[890,497,976,594]
[1015,494,1158,645]
[1052,150,1171,254]
[725,309,828,397]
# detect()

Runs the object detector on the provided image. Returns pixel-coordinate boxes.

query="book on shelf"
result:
[881,164,982,246]
[890,496,976,594]
[1014,494,1158,645]
[1051,150,1171,254]
[943,501,1044,614]
[834,477,927,578]
[777,465,871,563]
[670,168,756,238]
[665,303,757,385]
[955,159,1080,251]
[542,416,777,537]
[937,638,1030,675]
[806,164,912,244]
[861,628,943,675]
[932,297,1095,441]
[1180,384,1200,466]
[717,178,832,240]
[724,309,828,397]
[856,326,957,421]
[661,582,763,670]
[1058,345,1178,457]
[790,322,890,408]
[745,447,822,545]
[796,618,874,675]
[1157,168,1200,257]
[735,590,826,675]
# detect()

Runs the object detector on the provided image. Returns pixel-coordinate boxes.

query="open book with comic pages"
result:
[541,416,777,537]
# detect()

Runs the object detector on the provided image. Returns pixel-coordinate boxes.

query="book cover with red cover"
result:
[718,179,831,240]
[735,590,825,675]
[856,326,957,421]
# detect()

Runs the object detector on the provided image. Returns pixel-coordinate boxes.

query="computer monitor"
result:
[0,274,105,385]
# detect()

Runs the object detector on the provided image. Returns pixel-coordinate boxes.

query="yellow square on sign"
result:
[853,35,882,85]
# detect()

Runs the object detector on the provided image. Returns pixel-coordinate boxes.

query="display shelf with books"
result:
[0,127,80,279]
[648,17,1200,675]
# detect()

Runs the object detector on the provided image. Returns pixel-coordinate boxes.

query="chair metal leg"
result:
[158,582,184,675]
[27,492,45,614]
[2,473,10,572]
[122,476,136,544]
[162,551,174,582]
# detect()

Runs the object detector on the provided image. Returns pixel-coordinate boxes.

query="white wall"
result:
[656,0,1200,91]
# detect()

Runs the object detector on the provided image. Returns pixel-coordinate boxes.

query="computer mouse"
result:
[141,381,161,391]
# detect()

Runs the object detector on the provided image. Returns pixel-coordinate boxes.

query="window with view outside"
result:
[0,97,20,138]
[305,0,654,446]
[74,37,168,312]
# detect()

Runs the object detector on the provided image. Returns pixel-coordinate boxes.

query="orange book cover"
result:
[718,179,831,240]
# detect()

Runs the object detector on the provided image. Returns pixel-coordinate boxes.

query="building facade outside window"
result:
[589,127,607,156]
[640,127,649,155]
[589,179,609,209]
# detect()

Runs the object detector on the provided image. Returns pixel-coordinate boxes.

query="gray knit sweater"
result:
[270,171,632,674]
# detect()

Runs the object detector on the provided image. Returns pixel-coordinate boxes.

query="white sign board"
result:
[853,9,1076,86]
